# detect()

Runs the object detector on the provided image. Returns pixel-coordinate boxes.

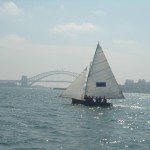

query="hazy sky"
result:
[0,0,150,84]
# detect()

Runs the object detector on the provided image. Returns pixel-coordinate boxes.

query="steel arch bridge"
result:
[28,70,78,86]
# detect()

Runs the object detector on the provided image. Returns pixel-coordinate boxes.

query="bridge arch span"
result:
[28,70,78,86]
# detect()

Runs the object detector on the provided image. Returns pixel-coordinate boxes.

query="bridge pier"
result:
[21,75,28,87]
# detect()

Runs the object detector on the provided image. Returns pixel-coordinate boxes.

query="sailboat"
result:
[60,42,124,107]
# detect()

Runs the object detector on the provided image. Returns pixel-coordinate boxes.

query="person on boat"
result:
[103,96,107,103]
[98,96,102,103]
[92,96,95,103]
[95,96,99,104]
[84,95,88,100]
[85,95,90,104]
[88,96,93,104]
[86,96,93,104]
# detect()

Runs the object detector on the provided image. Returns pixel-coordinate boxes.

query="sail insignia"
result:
[96,82,106,87]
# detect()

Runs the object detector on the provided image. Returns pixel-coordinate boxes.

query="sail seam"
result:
[96,51,103,54]
[109,84,119,89]
[91,66,110,75]
[93,60,106,66]
[105,75,114,81]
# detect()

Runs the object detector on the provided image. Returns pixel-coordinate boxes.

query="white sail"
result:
[60,68,87,100]
[85,43,124,99]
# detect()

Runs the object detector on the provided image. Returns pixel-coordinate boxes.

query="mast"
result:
[84,42,100,97]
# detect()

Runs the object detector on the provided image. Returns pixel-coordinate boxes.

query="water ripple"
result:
[0,88,150,150]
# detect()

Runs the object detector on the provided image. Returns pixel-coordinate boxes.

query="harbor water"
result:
[0,87,150,150]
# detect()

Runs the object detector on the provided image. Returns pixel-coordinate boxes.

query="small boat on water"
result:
[60,42,124,107]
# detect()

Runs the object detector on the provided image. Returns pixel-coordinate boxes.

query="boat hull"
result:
[72,99,112,107]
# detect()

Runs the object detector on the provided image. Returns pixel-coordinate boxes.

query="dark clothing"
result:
[103,96,107,103]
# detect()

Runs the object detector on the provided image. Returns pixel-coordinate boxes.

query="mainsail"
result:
[85,43,124,99]
[60,68,87,100]
[61,42,124,101]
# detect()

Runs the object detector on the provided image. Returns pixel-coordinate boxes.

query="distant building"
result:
[125,79,134,85]
[122,79,150,93]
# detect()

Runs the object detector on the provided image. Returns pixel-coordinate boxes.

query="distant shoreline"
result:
[1,79,150,94]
